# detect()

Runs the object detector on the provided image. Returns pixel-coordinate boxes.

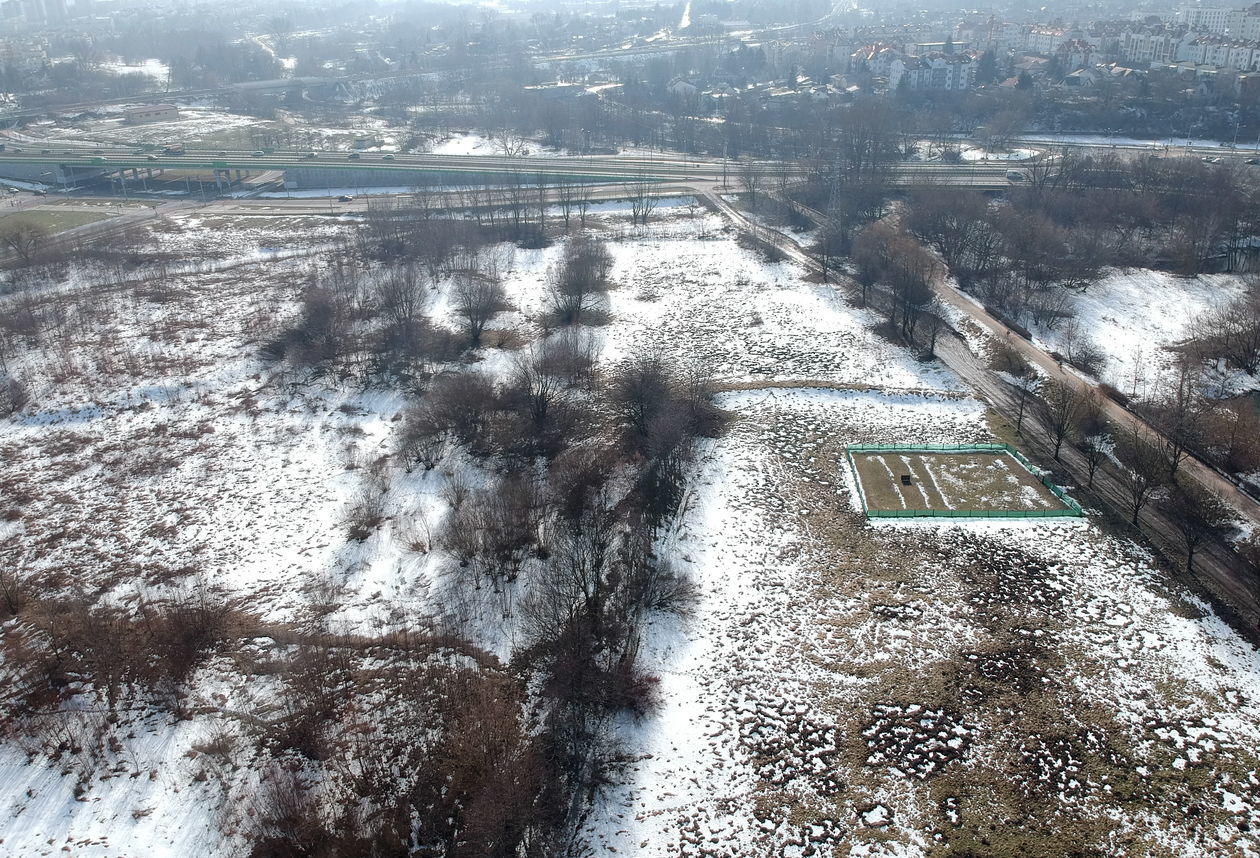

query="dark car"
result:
[347,152,361,160]
[337,194,354,202]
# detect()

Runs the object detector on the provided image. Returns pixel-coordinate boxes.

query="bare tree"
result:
[1073,388,1109,488]
[625,176,658,226]
[1164,478,1231,573]
[991,343,1038,435]
[555,177,577,230]
[738,161,765,208]
[1039,378,1085,460]
[450,272,508,348]
[1149,359,1208,479]
[1115,421,1168,525]
[1,223,50,266]
[1189,287,1260,375]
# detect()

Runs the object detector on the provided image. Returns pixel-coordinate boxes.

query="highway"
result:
[6,135,1253,201]
[0,145,1027,190]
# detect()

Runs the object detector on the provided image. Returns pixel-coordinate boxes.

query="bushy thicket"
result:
[0,204,724,857]
[899,155,1260,334]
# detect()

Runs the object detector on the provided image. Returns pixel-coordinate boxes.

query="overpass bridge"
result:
[0,147,1021,193]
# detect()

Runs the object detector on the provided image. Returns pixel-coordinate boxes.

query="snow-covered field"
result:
[960,146,1038,162]
[908,141,1039,162]
[20,107,409,153]
[101,58,169,80]
[44,108,263,147]
[1,203,1258,856]
[1019,132,1260,152]
[429,132,548,157]
[1027,268,1253,396]
[584,385,1260,857]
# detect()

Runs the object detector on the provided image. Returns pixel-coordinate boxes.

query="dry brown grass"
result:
[850,450,1065,513]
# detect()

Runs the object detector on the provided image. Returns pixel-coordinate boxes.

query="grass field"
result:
[0,208,111,233]
[850,450,1068,513]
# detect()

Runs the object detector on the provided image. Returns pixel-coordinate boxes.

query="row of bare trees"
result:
[991,342,1240,577]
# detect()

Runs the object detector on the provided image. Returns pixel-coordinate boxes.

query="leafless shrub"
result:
[0,373,30,417]
[0,565,26,617]
[543,233,614,326]
[2,586,238,738]
[441,475,542,588]
[236,632,547,858]
[539,328,598,387]
[609,353,725,453]
[401,372,497,459]
[546,445,620,524]
[344,487,387,542]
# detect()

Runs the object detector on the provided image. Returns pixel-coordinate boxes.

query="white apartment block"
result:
[1122,26,1195,63]
[1178,34,1260,69]
[888,53,977,90]
[1174,4,1260,38]
[1175,5,1233,31]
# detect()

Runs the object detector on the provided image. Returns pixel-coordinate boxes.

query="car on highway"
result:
[216,150,227,156]
[337,194,354,202]
[251,150,265,157]
[147,154,158,161]
[31,189,46,196]
[382,153,395,160]
[305,151,318,159]
[40,148,50,154]
[1006,169,1026,182]
[1247,158,1260,165]
[347,152,361,160]
[1201,156,1222,163]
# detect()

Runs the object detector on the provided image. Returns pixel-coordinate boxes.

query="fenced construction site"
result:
[846,443,1083,519]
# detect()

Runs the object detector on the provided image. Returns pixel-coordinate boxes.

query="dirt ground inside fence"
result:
[850,450,1069,513]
